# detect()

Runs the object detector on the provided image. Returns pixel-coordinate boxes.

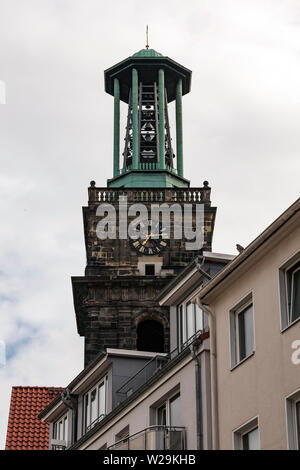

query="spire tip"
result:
[146,25,149,49]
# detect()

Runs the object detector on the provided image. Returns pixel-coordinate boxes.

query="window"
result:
[115,425,129,443]
[169,393,181,427]
[137,319,164,352]
[157,392,181,427]
[177,301,207,347]
[280,255,300,329]
[114,425,130,450]
[155,392,183,450]
[242,427,259,450]
[53,412,68,443]
[230,296,254,368]
[83,377,107,433]
[145,264,155,276]
[233,417,260,450]
[286,389,300,449]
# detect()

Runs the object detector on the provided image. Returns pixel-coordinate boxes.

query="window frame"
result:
[230,293,255,369]
[53,412,69,443]
[177,300,206,349]
[233,416,260,450]
[83,376,107,433]
[236,302,254,362]
[286,388,300,449]
[115,425,130,443]
[241,426,259,450]
[156,391,181,427]
[289,264,300,323]
[279,252,300,331]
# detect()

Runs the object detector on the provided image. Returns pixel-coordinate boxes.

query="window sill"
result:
[230,351,255,371]
[281,315,300,334]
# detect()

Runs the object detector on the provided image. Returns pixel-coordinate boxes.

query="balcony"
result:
[116,355,168,401]
[88,182,211,205]
[108,426,186,450]
[50,439,66,450]
[85,413,106,433]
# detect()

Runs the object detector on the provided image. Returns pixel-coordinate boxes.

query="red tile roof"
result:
[5,386,64,450]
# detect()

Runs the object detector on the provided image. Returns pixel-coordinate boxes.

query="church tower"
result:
[105,47,191,188]
[72,46,217,366]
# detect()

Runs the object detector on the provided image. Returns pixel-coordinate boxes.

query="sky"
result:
[0,0,300,449]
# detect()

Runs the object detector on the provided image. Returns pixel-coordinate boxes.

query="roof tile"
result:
[5,386,63,450]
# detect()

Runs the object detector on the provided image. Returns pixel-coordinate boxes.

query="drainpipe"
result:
[190,338,203,450]
[61,388,78,447]
[195,300,219,450]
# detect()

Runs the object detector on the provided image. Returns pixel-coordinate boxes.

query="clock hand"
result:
[149,232,164,238]
[141,234,151,245]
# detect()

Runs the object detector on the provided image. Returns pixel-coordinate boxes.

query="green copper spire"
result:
[132,48,163,58]
[104,47,192,188]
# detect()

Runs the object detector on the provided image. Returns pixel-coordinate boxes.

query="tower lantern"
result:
[104,47,192,188]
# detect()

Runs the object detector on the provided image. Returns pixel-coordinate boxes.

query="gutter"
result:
[39,350,107,420]
[61,389,78,446]
[198,198,300,301]
[190,338,203,450]
[196,300,219,450]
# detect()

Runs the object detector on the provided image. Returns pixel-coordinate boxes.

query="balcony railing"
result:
[88,182,211,205]
[116,329,208,401]
[116,355,168,401]
[50,439,66,450]
[108,426,186,450]
[86,413,106,433]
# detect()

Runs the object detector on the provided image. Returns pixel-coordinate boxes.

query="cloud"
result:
[0,0,300,448]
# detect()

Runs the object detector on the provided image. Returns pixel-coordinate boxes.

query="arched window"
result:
[136,319,164,353]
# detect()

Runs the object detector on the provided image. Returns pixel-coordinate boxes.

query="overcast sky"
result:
[0,0,300,449]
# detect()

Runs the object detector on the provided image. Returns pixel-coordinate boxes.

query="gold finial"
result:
[146,25,149,49]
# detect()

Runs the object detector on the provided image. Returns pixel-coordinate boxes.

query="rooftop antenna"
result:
[146,25,149,49]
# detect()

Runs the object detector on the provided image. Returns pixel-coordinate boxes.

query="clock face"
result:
[129,220,169,255]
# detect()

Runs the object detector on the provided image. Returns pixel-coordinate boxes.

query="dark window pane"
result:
[145,264,155,276]
[286,261,300,323]
[91,389,97,424]
[242,432,249,450]
[238,304,253,361]
[291,268,300,322]
[84,394,89,429]
[53,422,57,439]
[137,320,164,352]
[238,312,246,360]
[157,404,166,425]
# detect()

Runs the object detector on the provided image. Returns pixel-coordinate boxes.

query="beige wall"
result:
[210,222,300,449]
